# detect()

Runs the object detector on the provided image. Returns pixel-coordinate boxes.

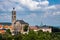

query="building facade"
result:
[12,8,29,34]
[15,20,29,34]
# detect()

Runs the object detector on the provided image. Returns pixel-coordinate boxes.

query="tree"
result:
[0,34,2,40]
[27,30,38,40]
[2,33,12,40]
[14,33,23,40]
[24,25,28,31]
[6,29,11,34]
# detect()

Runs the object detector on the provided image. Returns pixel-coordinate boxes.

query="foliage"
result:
[6,29,11,34]
[0,30,60,40]
[23,25,28,31]
[2,33,12,40]
[52,27,60,32]
[14,33,23,40]
[0,34,2,40]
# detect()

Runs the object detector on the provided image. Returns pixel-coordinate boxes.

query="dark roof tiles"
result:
[15,20,29,24]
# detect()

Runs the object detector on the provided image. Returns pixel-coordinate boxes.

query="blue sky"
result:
[0,0,60,26]
[48,0,60,5]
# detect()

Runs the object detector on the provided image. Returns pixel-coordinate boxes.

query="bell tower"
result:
[12,8,16,27]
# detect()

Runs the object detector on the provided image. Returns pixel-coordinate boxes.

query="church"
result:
[12,8,29,34]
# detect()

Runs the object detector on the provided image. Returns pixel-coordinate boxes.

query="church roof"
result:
[15,20,29,24]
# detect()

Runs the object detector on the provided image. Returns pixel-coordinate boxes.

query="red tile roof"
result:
[0,30,5,34]
[29,26,39,30]
[0,25,2,28]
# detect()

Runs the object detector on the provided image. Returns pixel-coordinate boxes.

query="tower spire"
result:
[40,21,43,26]
[13,7,15,11]
[13,7,15,9]
[12,7,16,26]
[13,7,15,10]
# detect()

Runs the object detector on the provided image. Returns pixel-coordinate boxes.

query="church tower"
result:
[12,8,16,27]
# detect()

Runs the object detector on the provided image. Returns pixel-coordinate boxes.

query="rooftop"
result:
[15,20,29,24]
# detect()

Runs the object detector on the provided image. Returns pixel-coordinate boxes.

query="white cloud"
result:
[53,12,60,16]
[39,1,49,6]
[0,0,49,11]
[0,13,11,20]
[25,13,37,19]
[0,0,23,11]
[19,0,49,10]
[0,0,60,17]
[19,0,39,10]
[47,5,56,10]
[41,5,60,18]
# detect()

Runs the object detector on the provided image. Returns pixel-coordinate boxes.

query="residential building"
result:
[29,25,52,33]
[29,26,39,31]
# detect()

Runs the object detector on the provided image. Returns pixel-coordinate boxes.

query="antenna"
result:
[40,21,43,26]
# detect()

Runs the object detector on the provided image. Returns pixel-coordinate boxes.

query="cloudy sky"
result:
[0,0,60,26]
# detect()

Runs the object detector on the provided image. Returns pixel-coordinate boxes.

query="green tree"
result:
[6,29,11,34]
[2,33,12,40]
[24,25,28,31]
[14,33,23,40]
[0,34,2,40]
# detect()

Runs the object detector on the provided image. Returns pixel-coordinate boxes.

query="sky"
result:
[0,0,60,26]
